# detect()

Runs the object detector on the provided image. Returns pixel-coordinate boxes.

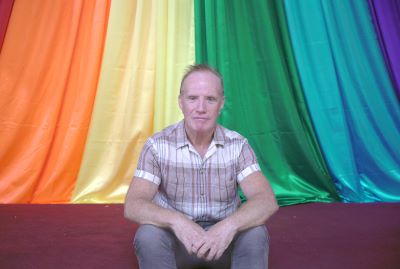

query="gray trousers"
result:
[133,223,269,269]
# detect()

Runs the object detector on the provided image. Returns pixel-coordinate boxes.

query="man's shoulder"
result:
[147,121,182,145]
[217,124,247,143]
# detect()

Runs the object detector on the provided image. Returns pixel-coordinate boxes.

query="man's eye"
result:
[188,96,197,100]
[207,97,217,102]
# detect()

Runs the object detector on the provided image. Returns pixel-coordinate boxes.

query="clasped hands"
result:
[173,218,236,262]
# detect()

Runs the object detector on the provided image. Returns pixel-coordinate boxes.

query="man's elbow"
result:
[252,195,279,225]
[124,201,138,222]
[123,204,130,220]
[265,196,279,218]
[270,199,279,214]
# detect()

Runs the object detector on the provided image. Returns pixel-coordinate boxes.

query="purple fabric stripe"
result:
[369,0,400,100]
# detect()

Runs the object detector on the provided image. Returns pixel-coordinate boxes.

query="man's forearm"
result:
[220,171,279,233]
[222,193,278,233]
[124,177,190,230]
[124,197,183,229]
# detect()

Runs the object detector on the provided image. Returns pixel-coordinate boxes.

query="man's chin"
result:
[194,126,216,134]
[185,121,216,134]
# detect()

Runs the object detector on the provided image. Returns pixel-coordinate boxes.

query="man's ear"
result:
[178,95,183,111]
[219,96,225,113]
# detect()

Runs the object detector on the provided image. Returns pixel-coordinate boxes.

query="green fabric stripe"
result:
[195,0,340,205]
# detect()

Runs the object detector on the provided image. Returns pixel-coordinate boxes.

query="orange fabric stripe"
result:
[0,0,111,203]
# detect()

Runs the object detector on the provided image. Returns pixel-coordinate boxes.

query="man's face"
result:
[179,70,224,137]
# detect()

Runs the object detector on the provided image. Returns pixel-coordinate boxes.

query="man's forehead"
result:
[182,70,222,93]
[183,70,221,83]
[179,65,225,97]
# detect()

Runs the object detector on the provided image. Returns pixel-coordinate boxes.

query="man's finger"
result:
[214,249,224,261]
[205,247,217,261]
[197,244,210,259]
[185,242,193,255]
[192,240,205,254]
[191,243,200,254]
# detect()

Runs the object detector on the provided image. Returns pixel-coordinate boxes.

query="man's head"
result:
[179,64,225,137]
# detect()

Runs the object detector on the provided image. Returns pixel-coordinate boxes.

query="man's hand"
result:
[195,220,237,261]
[193,171,278,261]
[171,216,206,255]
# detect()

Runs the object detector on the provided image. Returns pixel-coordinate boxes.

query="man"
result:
[124,64,278,269]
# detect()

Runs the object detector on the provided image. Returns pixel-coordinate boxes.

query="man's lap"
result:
[134,223,269,269]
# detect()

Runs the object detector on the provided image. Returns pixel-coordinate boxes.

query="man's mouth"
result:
[193,117,208,120]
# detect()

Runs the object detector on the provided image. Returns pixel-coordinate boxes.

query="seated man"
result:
[124,64,278,269]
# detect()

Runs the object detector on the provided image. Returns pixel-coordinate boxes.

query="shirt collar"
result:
[176,120,226,149]
[213,124,225,146]
[176,120,188,149]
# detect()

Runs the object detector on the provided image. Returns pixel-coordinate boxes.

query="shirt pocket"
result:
[161,165,195,202]
[211,165,237,203]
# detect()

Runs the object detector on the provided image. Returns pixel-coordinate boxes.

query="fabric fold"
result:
[285,0,400,202]
[0,0,14,52]
[153,0,195,132]
[368,0,400,99]
[0,0,111,203]
[73,0,194,203]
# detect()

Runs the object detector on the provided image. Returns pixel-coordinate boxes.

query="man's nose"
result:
[196,99,206,112]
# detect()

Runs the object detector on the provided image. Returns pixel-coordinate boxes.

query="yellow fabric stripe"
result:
[73,0,194,203]
[153,0,195,132]
[73,0,157,203]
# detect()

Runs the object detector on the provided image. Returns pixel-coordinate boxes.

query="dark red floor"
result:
[0,203,399,269]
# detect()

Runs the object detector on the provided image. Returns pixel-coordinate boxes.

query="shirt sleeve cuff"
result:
[134,170,161,185]
[237,163,261,183]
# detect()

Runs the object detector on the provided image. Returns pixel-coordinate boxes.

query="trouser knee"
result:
[134,225,178,269]
[134,224,176,255]
[232,225,269,269]
[238,225,270,251]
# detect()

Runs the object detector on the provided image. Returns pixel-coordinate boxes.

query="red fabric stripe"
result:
[0,0,15,52]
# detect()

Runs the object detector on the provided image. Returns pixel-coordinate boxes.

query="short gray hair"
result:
[179,64,224,96]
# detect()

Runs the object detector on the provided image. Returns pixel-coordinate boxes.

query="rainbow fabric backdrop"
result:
[0,0,399,205]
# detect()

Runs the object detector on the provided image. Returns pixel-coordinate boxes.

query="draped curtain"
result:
[0,0,111,203]
[285,0,400,202]
[72,0,194,203]
[0,0,399,204]
[153,1,195,132]
[195,0,339,205]
[0,0,14,51]
[0,0,194,203]
[368,0,400,99]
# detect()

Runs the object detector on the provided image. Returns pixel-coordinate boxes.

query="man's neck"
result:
[184,125,215,157]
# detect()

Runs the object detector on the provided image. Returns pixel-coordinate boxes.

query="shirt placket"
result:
[187,142,218,220]
[199,160,206,197]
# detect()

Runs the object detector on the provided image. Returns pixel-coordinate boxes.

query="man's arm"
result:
[124,177,206,253]
[195,171,278,261]
[222,171,278,231]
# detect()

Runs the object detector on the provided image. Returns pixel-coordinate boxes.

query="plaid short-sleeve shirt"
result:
[135,121,261,222]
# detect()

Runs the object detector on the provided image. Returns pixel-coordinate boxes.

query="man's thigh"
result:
[175,241,232,269]
[134,224,178,269]
[133,224,269,269]
[134,224,177,250]
[134,223,231,269]
[231,225,270,269]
